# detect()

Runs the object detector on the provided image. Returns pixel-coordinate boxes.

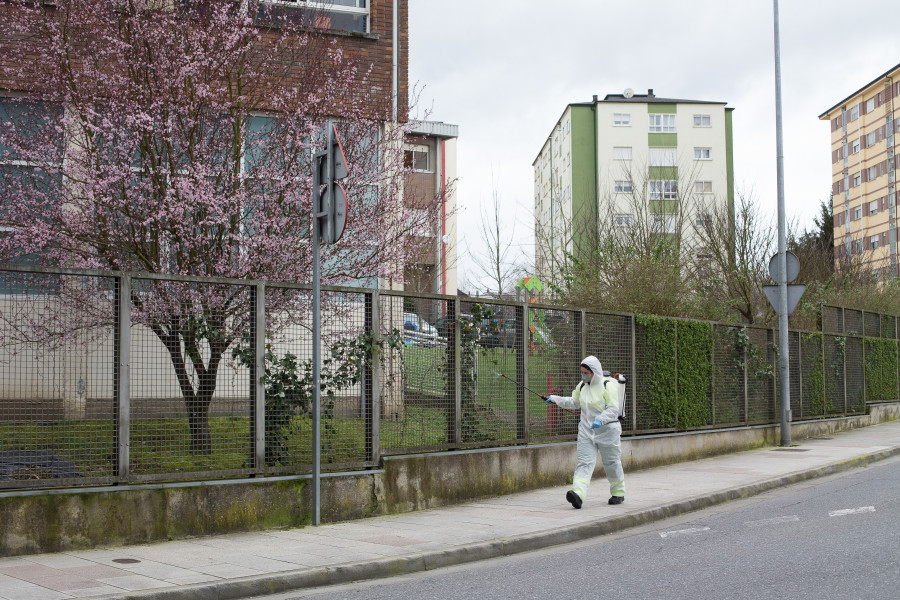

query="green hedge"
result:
[865,337,899,401]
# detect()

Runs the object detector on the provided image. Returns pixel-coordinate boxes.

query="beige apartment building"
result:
[820,62,900,281]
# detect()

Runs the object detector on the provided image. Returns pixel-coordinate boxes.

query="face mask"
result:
[581,373,592,384]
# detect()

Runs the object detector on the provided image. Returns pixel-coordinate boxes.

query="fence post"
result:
[673,322,679,430]
[450,297,461,446]
[578,310,586,360]
[250,283,266,472]
[365,291,381,463]
[861,311,867,409]
[710,325,716,426]
[797,332,803,418]
[630,314,637,431]
[743,327,749,427]
[842,308,848,413]
[114,275,131,481]
[515,302,528,441]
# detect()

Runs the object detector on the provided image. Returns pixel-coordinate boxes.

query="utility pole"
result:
[773,0,792,446]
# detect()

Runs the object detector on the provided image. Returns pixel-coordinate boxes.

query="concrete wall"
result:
[2,404,898,557]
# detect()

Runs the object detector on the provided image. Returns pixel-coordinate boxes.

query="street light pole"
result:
[773,0,792,446]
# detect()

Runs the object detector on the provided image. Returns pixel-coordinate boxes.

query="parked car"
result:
[402,312,445,347]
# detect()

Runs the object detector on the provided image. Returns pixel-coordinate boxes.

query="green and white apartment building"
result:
[533,89,735,281]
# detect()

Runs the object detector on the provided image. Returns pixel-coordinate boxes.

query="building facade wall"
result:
[822,66,899,281]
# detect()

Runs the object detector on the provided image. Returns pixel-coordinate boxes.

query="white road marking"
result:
[745,515,799,527]
[659,527,710,538]
[829,506,875,517]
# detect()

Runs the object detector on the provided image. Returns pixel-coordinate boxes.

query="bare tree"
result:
[465,178,523,298]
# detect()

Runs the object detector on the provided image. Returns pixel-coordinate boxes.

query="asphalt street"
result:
[259,455,900,600]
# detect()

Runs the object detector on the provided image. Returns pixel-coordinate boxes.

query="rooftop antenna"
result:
[623,88,634,98]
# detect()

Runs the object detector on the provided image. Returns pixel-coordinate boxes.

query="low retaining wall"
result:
[2,403,898,557]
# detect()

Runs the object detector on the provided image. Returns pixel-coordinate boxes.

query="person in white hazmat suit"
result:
[544,355,625,508]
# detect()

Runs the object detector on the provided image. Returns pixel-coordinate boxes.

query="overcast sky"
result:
[409,0,900,293]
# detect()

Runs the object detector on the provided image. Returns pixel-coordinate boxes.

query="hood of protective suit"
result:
[580,355,603,378]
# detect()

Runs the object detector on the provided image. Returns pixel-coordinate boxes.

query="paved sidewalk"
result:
[2,421,900,600]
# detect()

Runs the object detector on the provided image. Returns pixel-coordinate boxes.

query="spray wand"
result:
[494,372,579,417]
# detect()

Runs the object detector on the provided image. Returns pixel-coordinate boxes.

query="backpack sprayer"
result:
[495,370,628,421]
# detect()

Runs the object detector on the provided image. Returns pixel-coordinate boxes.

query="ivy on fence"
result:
[675,320,713,429]
[864,337,899,402]
[635,315,677,428]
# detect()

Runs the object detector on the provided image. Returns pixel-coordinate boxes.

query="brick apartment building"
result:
[0,0,456,292]
[820,62,900,281]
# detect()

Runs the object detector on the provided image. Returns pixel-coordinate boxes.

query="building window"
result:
[649,180,677,200]
[694,214,711,227]
[853,206,862,220]
[866,131,877,147]
[404,146,430,172]
[851,139,860,154]
[649,114,676,133]
[871,235,880,250]
[869,199,879,214]
[614,214,634,227]
[866,98,875,113]
[649,147,676,167]
[613,146,632,160]
[852,173,861,187]
[649,214,676,234]
[614,180,633,193]
[694,181,713,194]
[853,239,863,254]
[693,114,711,127]
[849,105,859,121]
[693,147,712,160]
[268,1,370,33]
[868,166,878,181]
[613,113,631,126]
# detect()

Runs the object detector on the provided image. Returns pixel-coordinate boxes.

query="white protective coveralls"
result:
[549,355,625,502]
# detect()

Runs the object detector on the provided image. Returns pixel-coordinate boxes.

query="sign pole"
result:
[311,128,324,526]
[773,0,791,446]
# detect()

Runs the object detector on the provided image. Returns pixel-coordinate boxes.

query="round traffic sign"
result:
[768,251,800,283]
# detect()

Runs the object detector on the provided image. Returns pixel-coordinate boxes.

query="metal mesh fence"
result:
[3,266,898,491]
[712,325,744,426]
[845,336,865,413]
[129,279,253,479]
[527,308,579,441]
[585,312,633,432]
[634,317,677,432]
[799,333,824,419]
[786,331,801,420]
[822,306,843,334]
[824,334,847,415]
[746,327,775,423]
[0,272,116,488]
[379,293,453,454]
[881,315,896,339]
[844,309,863,335]
[864,312,881,338]
[460,300,520,446]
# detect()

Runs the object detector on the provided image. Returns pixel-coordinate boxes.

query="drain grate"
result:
[771,448,811,452]
[112,558,141,564]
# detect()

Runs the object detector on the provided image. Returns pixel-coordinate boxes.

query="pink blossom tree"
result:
[0,0,437,451]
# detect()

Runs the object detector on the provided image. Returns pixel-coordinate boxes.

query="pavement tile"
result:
[64,586,128,598]
[60,566,131,580]
[94,574,170,592]
[24,575,102,594]
[0,581,73,600]
[14,557,95,571]
[111,562,200,581]
[190,564,264,579]
[161,574,221,586]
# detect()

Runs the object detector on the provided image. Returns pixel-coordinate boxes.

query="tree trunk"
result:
[187,394,212,453]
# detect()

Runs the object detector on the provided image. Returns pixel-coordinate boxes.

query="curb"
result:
[110,445,900,600]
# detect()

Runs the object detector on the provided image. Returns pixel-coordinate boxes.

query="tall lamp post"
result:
[773,0,792,447]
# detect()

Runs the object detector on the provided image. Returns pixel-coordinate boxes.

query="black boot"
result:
[566,490,582,509]
[608,496,625,505]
